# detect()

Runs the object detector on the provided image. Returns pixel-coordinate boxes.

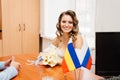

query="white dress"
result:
[43,44,64,58]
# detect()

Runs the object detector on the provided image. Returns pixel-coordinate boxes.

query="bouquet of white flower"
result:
[39,52,62,67]
[35,52,62,67]
[35,44,62,67]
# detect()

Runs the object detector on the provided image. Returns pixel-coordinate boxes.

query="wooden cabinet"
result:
[1,0,40,56]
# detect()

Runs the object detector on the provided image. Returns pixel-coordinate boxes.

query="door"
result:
[2,0,40,56]
[2,0,22,56]
[22,0,40,54]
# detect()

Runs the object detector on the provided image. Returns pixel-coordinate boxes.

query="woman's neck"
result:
[59,33,70,43]
[62,33,70,39]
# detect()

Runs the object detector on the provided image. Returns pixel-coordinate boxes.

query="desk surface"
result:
[0,53,104,80]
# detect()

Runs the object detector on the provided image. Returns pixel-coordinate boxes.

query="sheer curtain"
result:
[75,0,96,48]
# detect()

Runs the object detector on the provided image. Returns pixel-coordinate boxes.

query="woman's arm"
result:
[74,34,83,49]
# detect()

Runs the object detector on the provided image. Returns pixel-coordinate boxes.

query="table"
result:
[0,53,104,80]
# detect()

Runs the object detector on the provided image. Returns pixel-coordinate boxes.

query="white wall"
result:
[95,0,120,32]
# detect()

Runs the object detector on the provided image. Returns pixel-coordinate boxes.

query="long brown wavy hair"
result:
[56,10,79,41]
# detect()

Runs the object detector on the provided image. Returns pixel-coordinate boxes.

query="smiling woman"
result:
[36,10,93,80]
[36,10,91,68]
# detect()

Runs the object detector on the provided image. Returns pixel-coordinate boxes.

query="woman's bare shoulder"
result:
[52,37,60,47]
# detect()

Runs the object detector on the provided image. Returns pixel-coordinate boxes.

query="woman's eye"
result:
[61,21,73,24]
[69,21,73,24]
[62,21,66,23]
